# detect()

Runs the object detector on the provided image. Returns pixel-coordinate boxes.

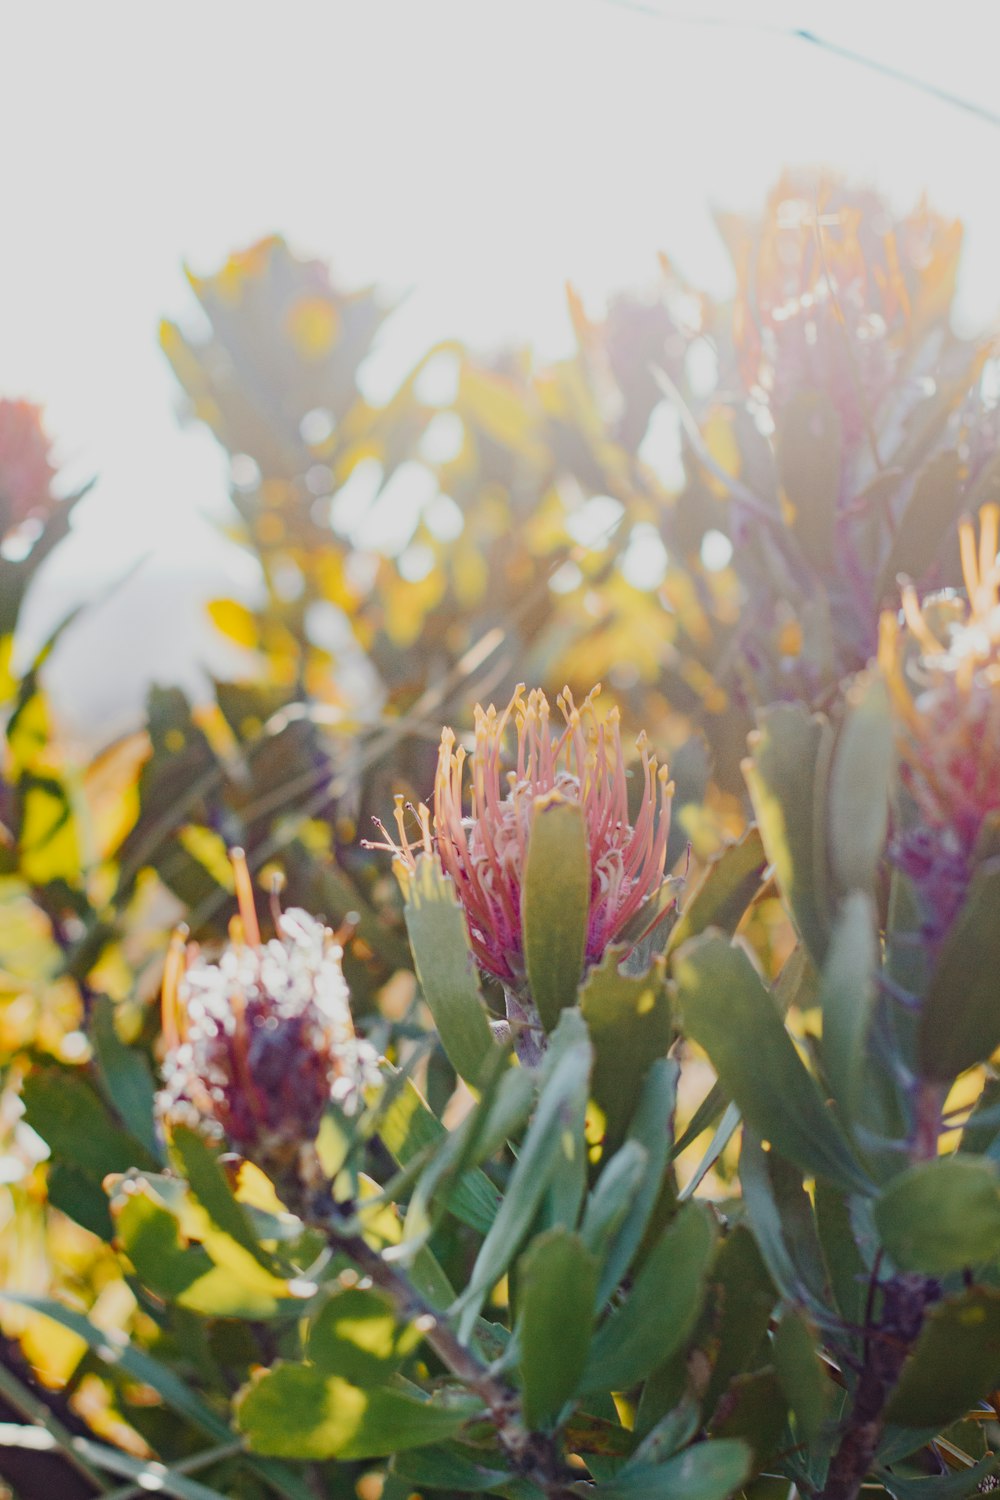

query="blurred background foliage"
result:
[0,171,997,1490]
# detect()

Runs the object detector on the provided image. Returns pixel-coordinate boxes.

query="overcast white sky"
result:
[3,0,1000,726]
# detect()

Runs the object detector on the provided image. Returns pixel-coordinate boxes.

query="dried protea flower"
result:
[730,176,960,464]
[880,505,1000,937]
[156,851,379,1174]
[0,398,57,535]
[377,686,673,993]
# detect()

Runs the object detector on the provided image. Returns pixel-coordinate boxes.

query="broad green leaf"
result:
[918,860,1000,1082]
[598,1059,678,1305]
[743,704,833,964]
[708,1368,787,1467]
[393,1444,515,1492]
[114,1186,295,1319]
[378,1077,500,1234]
[772,1308,830,1444]
[820,891,878,1125]
[588,1437,750,1500]
[171,1127,274,1271]
[47,1163,114,1238]
[22,1066,155,1180]
[675,935,870,1193]
[309,1287,421,1384]
[886,1288,1000,1428]
[580,949,672,1150]
[702,1226,777,1418]
[879,1455,1000,1500]
[581,1202,715,1394]
[827,672,894,897]
[91,997,162,1162]
[625,1396,699,1470]
[238,1363,477,1459]
[776,390,841,572]
[517,1228,597,1428]
[666,826,767,955]
[522,797,590,1031]
[454,1010,592,1338]
[404,853,496,1086]
[874,1156,1000,1275]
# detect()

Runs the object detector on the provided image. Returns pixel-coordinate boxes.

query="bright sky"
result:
[4,0,1000,727]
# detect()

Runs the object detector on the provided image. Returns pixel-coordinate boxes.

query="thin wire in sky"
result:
[590,1,1000,130]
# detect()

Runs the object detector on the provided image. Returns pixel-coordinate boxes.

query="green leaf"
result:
[885,1288,1000,1428]
[772,1308,830,1443]
[454,1010,592,1338]
[675,935,870,1193]
[814,1179,868,1328]
[170,1127,273,1271]
[517,1228,597,1428]
[820,891,878,1126]
[708,1368,787,1467]
[776,390,841,572]
[393,1444,515,1492]
[580,949,672,1150]
[378,1076,500,1234]
[702,1226,777,1418]
[827,672,894,897]
[237,1363,477,1459]
[581,1141,649,1265]
[874,1156,1000,1275]
[309,1287,421,1384]
[743,704,833,965]
[404,854,496,1086]
[918,860,1000,1082]
[739,1134,832,1316]
[879,1455,1000,1500]
[47,1163,114,1238]
[598,1059,678,1305]
[522,797,590,1031]
[23,1066,155,1180]
[587,1438,750,1500]
[876,450,962,600]
[91,996,162,1162]
[581,1202,716,1394]
[666,827,767,956]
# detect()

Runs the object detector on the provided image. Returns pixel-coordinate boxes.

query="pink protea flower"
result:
[0,399,56,533]
[156,852,379,1175]
[377,685,673,991]
[880,505,1000,856]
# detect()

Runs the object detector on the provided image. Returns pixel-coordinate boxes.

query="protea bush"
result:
[8,175,1000,1500]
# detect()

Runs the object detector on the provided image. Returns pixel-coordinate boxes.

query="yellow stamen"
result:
[161,925,189,1051]
[230,846,261,947]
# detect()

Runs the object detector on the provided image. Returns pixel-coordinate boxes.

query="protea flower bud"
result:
[0,398,57,536]
[156,852,379,1175]
[879,504,1000,938]
[377,686,673,994]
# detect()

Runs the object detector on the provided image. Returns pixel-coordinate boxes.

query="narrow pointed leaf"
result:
[820,891,878,1125]
[522,797,590,1031]
[517,1229,597,1428]
[404,853,496,1086]
[676,935,870,1193]
[581,1202,715,1394]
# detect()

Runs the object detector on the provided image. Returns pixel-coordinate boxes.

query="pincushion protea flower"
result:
[375,685,673,992]
[156,851,379,1173]
[880,505,1000,938]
